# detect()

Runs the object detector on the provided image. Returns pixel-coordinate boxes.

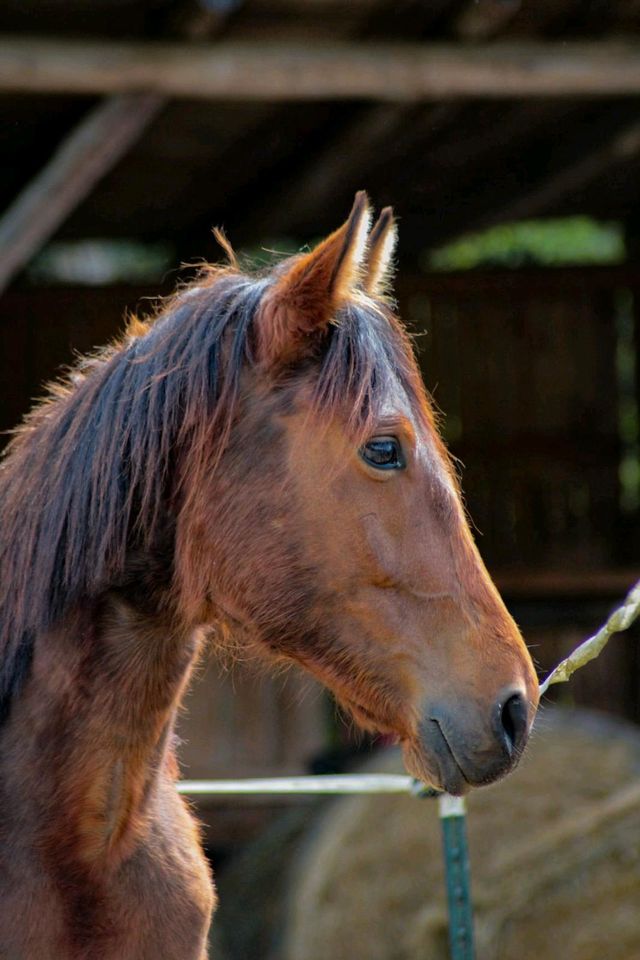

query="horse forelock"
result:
[0,261,442,716]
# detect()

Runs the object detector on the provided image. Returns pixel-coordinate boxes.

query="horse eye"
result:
[360,437,405,470]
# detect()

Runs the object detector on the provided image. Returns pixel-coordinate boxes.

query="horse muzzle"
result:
[405,685,534,795]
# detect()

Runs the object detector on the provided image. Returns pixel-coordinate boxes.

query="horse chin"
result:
[402,736,470,797]
[332,689,470,797]
[337,696,455,793]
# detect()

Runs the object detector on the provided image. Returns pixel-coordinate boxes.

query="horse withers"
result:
[0,193,538,958]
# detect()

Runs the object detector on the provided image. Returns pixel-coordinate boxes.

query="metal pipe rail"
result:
[178,773,437,797]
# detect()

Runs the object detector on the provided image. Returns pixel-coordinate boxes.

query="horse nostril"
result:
[498,691,528,757]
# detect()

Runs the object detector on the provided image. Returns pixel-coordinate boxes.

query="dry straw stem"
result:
[539,578,640,695]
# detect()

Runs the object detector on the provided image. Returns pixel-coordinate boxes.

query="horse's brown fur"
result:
[0,194,537,957]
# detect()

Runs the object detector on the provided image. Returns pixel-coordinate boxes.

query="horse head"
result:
[177,192,539,795]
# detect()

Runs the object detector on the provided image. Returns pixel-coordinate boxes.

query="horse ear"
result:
[256,191,372,365]
[363,206,397,298]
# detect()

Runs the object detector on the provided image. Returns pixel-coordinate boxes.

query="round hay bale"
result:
[282,709,640,960]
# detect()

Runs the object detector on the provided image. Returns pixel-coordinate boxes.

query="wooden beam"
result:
[5,38,640,99]
[494,568,640,600]
[0,93,162,295]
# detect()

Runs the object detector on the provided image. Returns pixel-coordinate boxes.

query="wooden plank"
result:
[5,38,640,99]
[494,569,640,599]
[0,93,163,295]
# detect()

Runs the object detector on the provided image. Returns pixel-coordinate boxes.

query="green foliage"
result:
[29,240,174,285]
[427,217,625,271]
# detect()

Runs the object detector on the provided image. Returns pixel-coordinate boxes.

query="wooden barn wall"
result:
[179,660,325,781]
[400,270,623,573]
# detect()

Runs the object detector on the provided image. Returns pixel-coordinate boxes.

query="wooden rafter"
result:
[486,118,640,225]
[252,105,413,235]
[4,38,640,99]
[0,94,163,295]
[248,102,461,240]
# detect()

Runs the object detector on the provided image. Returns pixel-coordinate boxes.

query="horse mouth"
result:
[402,720,470,796]
[338,694,471,795]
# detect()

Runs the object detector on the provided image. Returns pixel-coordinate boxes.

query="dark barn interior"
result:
[3,7,640,939]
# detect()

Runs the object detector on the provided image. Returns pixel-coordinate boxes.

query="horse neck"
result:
[3,571,204,867]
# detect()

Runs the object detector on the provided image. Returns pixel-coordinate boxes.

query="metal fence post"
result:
[439,794,475,960]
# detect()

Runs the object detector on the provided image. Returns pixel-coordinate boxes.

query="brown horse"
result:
[0,193,538,959]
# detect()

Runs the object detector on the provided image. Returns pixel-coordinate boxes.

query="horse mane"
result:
[0,261,432,717]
